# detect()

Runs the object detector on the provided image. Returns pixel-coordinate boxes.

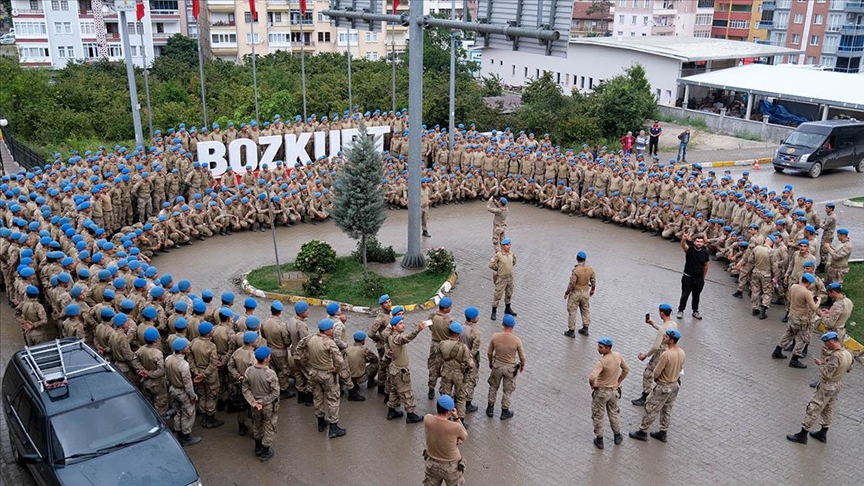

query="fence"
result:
[0,124,47,171]
[657,105,795,143]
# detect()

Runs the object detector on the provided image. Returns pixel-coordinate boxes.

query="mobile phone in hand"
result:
[645,313,651,323]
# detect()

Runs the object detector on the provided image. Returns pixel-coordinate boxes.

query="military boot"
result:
[771,346,787,360]
[406,412,423,424]
[758,306,768,320]
[786,428,808,444]
[650,431,667,442]
[504,304,517,317]
[238,423,248,436]
[465,401,478,413]
[179,433,202,447]
[808,427,828,443]
[254,439,264,457]
[593,437,604,450]
[486,403,495,418]
[347,385,366,402]
[578,325,589,336]
[317,416,327,432]
[387,408,404,420]
[789,355,807,369]
[490,307,498,321]
[328,422,347,438]
[500,409,514,420]
[259,446,274,462]
[631,392,648,406]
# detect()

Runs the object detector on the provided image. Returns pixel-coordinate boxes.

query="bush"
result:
[426,247,455,274]
[295,240,337,275]
[301,272,328,297]
[353,236,396,264]
[360,273,386,299]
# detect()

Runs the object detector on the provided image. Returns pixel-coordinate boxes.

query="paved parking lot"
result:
[1,166,862,486]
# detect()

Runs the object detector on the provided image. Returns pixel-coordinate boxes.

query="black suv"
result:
[2,339,200,486]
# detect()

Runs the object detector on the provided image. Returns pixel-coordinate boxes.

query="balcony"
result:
[822,43,838,53]
[761,0,775,10]
[150,9,179,16]
[847,1,864,12]
[754,39,772,45]
[652,24,676,35]
[208,0,236,12]
[837,45,864,56]
[841,24,864,32]
[757,20,774,29]
[828,0,847,11]
[211,21,237,28]
[267,0,290,9]
[826,24,842,32]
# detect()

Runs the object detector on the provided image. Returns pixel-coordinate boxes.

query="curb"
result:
[241,270,458,315]
[843,198,864,208]
[699,157,771,169]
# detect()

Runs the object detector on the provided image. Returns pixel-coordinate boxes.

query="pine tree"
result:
[331,123,387,276]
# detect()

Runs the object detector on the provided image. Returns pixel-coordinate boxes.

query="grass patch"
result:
[657,114,709,130]
[842,262,864,345]
[246,256,450,307]
[732,131,762,142]
[849,196,864,203]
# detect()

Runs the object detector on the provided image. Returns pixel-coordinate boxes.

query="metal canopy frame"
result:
[477,0,572,57]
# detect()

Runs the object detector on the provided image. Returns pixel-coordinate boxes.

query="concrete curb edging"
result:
[843,198,864,208]
[241,270,458,315]
[698,157,771,169]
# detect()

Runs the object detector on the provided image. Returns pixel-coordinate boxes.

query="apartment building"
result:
[711,0,768,41]
[759,0,864,72]
[611,0,715,38]
[200,0,408,62]
[11,0,186,68]
[570,0,614,38]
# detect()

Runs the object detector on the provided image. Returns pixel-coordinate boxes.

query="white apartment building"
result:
[611,0,715,38]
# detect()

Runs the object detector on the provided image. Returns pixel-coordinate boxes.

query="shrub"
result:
[301,272,328,297]
[353,235,396,264]
[295,240,337,275]
[360,273,385,299]
[426,247,455,274]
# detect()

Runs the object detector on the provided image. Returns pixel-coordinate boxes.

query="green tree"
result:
[479,74,504,97]
[330,123,387,275]
[584,64,657,139]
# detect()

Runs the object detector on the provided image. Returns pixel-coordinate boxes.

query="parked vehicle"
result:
[2,339,200,486]
[772,120,864,178]
[0,33,16,45]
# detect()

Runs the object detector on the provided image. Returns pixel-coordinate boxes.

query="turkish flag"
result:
[394,0,399,13]
[192,0,200,20]
[136,0,145,21]
[249,0,257,21]
[300,0,307,15]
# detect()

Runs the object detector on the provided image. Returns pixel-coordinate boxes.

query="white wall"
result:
[480,43,682,106]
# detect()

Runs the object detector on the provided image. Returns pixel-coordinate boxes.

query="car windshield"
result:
[784,131,825,149]
[50,393,160,462]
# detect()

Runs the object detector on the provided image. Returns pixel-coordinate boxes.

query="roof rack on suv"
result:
[22,339,113,392]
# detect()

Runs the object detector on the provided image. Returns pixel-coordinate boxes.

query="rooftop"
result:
[569,36,802,62]
[678,64,864,110]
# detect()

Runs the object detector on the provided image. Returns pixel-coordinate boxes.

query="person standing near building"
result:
[487,196,509,252]
[166,338,202,447]
[631,303,678,407]
[423,395,468,486]
[242,346,280,461]
[619,131,635,154]
[489,238,517,321]
[678,232,709,320]
[588,337,629,450]
[772,273,821,369]
[629,329,685,443]
[564,250,596,338]
[648,121,662,157]
[786,332,853,445]
[486,314,525,420]
[296,318,350,438]
[677,128,690,163]
[816,203,837,273]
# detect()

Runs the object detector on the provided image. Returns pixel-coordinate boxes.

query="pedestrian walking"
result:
[564,250,596,337]
[629,329,685,443]
[489,238,517,321]
[588,337,629,450]
[773,273,821,369]
[486,314,525,420]
[677,128,690,162]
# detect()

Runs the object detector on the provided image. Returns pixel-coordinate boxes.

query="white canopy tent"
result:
[678,64,864,120]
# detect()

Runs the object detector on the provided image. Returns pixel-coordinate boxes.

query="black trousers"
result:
[648,137,659,156]
[679,275,705,312]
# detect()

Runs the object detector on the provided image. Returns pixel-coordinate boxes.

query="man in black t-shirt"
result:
[678,233,710,320]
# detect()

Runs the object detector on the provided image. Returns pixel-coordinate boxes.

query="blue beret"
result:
[142,307,157,319]
[464,307,479,320]
[198,322,214,335]
[390,316,404,326]
[201,289,214,299]
[448,322,463,334]
[243,331,258,344]
[597,337,613,346]
[837,228,849,235]
[501,238,511,245]
[802,273,815,283]
[100,307,115,318]
[245,297,258,309]
[245,316,261,329]
[120,299,135,311]
[378,294,391,304]
[271,300,284,312]
[113,313,128,327]
[172,337,189,352]
[665,329,681,339]
[326,302,340,316]
[803,260,815,267]
[392,306,404,315]
[193,300,207,313]
[255,346,271,360]
[659,303,673,312]
[798,239,809,246]
[178,280,191,291]
[174,317,188,330]
[143,327,159,343]
[174,301,188,312]
[437,395,455,411]
[26,286,41,296]
[218,307,233,318]
[318,318,334,331]
[502,314,516,327]
[151,287,165,298]
[820,332,839,342]
[66,304,80,316]
[439,297,453,308]
[221,291,235,303]
[826,282,841,291]
[577,251,587,259]
[294,301,309,313]
[500,197,508,205]
[353,330,367,341]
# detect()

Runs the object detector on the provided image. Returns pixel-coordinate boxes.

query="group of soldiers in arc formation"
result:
[1,106,856,484]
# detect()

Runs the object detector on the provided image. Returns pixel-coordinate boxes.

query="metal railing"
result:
[0,125,46,171]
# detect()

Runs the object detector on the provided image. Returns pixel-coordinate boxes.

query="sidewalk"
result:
[0,138,21,175]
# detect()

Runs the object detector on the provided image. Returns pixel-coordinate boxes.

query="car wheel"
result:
[808,162,822,179]
[856,158,863,173]
[774,166,784,173]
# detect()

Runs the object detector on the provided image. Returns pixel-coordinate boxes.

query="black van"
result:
[2,339,200,486]
[772,120,864,178]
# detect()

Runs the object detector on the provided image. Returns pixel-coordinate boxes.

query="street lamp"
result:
[102,1,145,147]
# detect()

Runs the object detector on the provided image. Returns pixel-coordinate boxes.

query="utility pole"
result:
[120,9,144,147]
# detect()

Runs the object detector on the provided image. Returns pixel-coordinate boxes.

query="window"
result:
[806,56,816,64]
[365,52,378,60]
[632,0,638,7]
[631,15,637,24]
[814,14,823,25]
[211,33,237,44]
[269,32,290,45]
[810,35,819,46]
[244,11,258,23]
[29,0,38,9]
[337,30,359,46]
[58,46,75,58]
[696,14,711,25]
[54,22,72,34]
[730,4,752,12]
[617,31,623,36]
[267,12,282,23]
[246,33,261,44]
[317,31,331,42]
[694,30,710,38]
[365,32,379,42]
[793,13,803,24]
[630,31,635,36]
[80,21,96,35]
[643,16,648,25]
[644,0,651,7]
[14,21,47,35]
[556,72,561,83]
[819,56,835,68]
[107,45,123,57]
[290,10,313,25]
[775,12,789,29]
[618,14,624,23]
[318,12,325,22]
[580,76,585,89]
[83,43,99,58]
[619,0,626,7]
[60,0,68,9]
[729,20,750,29]
[791,34,801,44]
[126,22,144,35]
[50,0,59,10]
[524,67,528,77]
[535,68,540,78]
[19,46,50,59]
[589,77,594,89]
[827,14,842,31]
